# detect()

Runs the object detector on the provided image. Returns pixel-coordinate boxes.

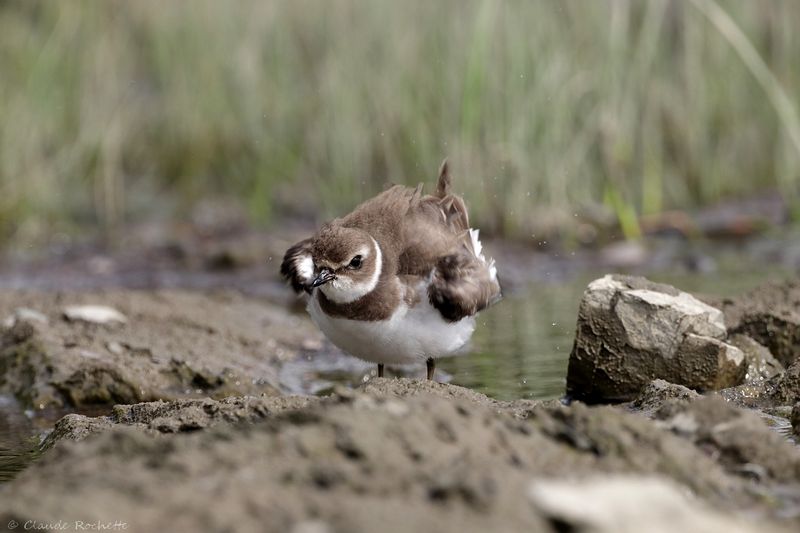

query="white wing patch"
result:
[297,255,314,283]
[468,228,497,282]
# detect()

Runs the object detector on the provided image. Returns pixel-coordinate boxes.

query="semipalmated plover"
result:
[281,161,501,380]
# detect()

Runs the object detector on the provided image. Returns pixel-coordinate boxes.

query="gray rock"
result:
[567,275,746,402]
[63,305,127,325]
[770,360,800,405]
[714,279,800,367]
[43,413,115,448]
[730,334,784,383]
[630,379,700,415]
[2,308,48,328]
[792,403,800,438]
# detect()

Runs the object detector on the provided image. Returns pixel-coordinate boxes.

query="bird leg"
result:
[426,357,435,380]
[377,364,384,378]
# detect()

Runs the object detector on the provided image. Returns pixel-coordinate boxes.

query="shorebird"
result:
[280,161,501,380]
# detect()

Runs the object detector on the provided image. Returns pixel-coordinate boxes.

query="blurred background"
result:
[2,0,799,248]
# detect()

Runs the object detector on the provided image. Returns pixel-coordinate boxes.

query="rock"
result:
[2,308,48,328]
[715,279,800,367]
[63,305,127,325]
[567,275,745,402]
[734,311,800,368]
[730,334,784,383]
[770,360,800,405]
[0,290,313,409]
[1,380,794,532]
[629,379,700,415]
[44,413,116,448]
[792,403,800,438]
[528,476,775,533]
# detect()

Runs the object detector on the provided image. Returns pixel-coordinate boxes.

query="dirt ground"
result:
[1,379,798,533]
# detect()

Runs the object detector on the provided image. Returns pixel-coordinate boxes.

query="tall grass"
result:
[1,0,799,243]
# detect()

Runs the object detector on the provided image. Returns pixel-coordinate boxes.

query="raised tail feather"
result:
[435,159,450,198]
[433,159,469,231]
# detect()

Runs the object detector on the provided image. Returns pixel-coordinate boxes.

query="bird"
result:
[280,160,501,380]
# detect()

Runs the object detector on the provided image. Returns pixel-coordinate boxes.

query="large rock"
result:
[567,275,746,402]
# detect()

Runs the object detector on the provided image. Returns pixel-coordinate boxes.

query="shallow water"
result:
[0,397,42,483]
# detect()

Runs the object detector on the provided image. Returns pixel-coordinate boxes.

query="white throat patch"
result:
[319,237,382,304]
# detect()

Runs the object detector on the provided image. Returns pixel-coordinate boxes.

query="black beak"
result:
[311,268,335,288]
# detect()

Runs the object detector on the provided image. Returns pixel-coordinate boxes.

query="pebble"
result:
[63,305,127,325]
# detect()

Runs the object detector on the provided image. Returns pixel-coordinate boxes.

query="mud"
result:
[0,290,320,410]
[1,380,798,533]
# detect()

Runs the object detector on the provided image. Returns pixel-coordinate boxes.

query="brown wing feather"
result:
[428,249,502,322]
[398,160,470,275]
[416,161,502,319]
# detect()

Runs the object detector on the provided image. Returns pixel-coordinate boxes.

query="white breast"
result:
[307,285,476,366]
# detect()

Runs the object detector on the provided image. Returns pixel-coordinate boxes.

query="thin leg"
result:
[377,363,384,378]
[426,357,435,381]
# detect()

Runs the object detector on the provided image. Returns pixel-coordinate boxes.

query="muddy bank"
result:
[1,379,797,532]
[0,290,319,410]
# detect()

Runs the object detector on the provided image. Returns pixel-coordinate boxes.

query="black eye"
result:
[348,255,363,269]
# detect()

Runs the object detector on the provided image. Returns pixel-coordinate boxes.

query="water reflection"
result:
[0,397,41,483]
[442,279,589,400]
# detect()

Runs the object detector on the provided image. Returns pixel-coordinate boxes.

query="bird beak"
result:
[311,268,335,288]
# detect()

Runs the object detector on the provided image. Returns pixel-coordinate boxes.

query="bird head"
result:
[310,225,383,303]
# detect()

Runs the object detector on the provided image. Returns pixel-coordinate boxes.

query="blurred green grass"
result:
[1,0,799,243]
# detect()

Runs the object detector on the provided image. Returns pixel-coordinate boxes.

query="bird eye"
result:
[348,255,363,269]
